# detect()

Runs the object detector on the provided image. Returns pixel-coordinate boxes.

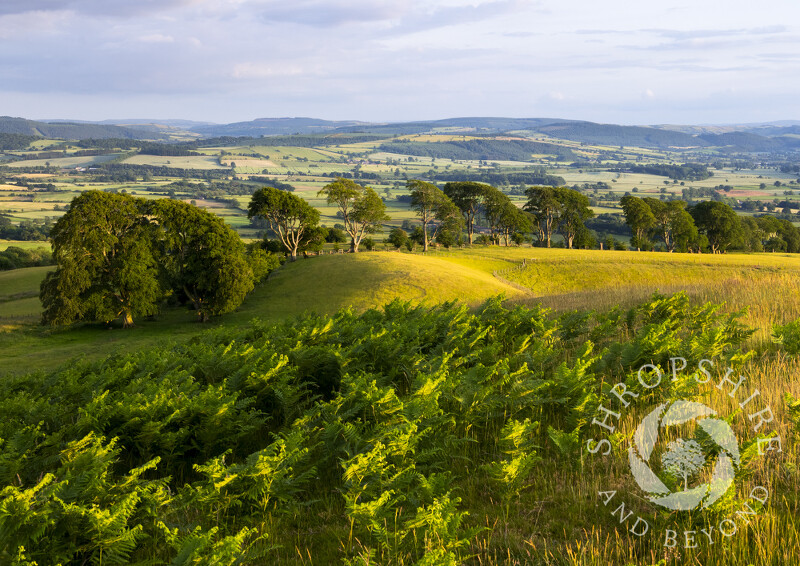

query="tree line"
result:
[42,181,800,328]
[248,179,591,256]
[620,194,800,253]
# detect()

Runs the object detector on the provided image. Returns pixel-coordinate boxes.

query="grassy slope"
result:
[3,247,800,375]
[0,252,520,375]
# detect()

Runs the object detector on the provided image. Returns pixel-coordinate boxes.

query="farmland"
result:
[2,128,800,249]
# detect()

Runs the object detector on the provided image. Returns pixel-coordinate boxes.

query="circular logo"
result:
[628,400,740,511]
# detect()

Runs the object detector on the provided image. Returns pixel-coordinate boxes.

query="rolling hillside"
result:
[4,247,800,375]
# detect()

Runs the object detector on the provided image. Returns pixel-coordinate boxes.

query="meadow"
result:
[3,247,800,374]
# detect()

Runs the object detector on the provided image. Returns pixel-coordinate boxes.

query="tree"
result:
[620,195,656,251]
[248,187,320,261]
[643,198,696,253]
[524,186,561,247]
[776,218,800,253]
[497,202,531,246]
[40,191,164,328]
[443,181,486,244]
[387,227,410,249]
[740,217,765,252]
[407,180,463,251]
[481,185,512,245]
[297,225,329,256]
[149,199,254,322]
[325,226,348,243]
[689,201,742,254]
[557,188,593,249]
[318,178,389,252]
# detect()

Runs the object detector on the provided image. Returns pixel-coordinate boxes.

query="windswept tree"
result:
[40,191,164,328]
[248,187,320,261]
[689,200,742,254]
[407,179,463,251]
[149,199,254,322]
[318,178,389,252]
[443,181,486,244]
[558,188,594,249]
[524,186,561,247]
[620,194,656,251]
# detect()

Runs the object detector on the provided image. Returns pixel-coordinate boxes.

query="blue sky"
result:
[1,0,799,125]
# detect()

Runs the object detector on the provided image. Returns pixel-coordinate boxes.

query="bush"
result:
[0,246,53,271]
[325,227,347,243]
[773,318,800,354]
[246,244,282,283]
[388,227,409,249]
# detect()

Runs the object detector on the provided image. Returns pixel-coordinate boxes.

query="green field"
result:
[3,247,800,375]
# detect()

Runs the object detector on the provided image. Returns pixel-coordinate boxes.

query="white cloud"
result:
[139,34,175,43]
[1,0,800,123]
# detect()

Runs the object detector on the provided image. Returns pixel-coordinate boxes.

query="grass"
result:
[0,251,521,375]
[429,247,800,346]
[4,246,800,376]
[0,239,50,251]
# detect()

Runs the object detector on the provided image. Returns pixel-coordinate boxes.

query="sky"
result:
[1,0,799,125]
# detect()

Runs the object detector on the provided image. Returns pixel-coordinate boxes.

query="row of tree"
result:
[248,179,597,256]
[41,191,278,327]
[620,194,800,253]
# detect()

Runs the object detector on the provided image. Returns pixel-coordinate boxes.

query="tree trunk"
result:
[122,311,134,328]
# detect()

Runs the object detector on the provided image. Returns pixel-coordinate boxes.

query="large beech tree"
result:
[41,191,258,327]
[557,188,594,249]
[248,186,320,261]
[318,178,389,252]
[40,191,164,327]
[149,199,254,322]
[642,198,696,253]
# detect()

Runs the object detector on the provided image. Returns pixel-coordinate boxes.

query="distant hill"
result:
[330,117,572,135]
[0,116,172,141]
[530,121,709,149]
[192,117,372,137]
[5,114,800,153]
[697,132,800,152]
